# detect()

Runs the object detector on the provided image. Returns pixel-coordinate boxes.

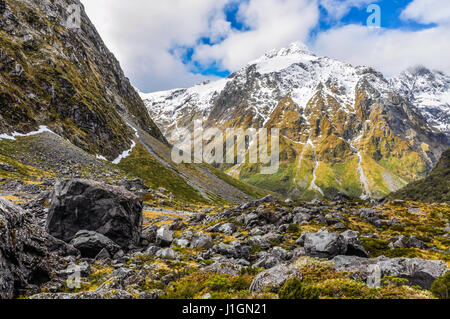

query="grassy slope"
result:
[389,149,450,203]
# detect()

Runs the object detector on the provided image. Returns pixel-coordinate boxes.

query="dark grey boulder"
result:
[46,179,143,250]
[341,230,369,258]
[70,230,120,258]
[0,198,64,299]
[156,226,174,247]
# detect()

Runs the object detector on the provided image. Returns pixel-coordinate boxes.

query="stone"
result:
[70,230,120,258]
[156,226,173,247]
[340,230,369,258]
[0,198,64,299]
[249,265,302,293]
[155,248,178,260]
[190,233,213,249]
[46,179,143,250]
[141,225,158,246]
[0,163,15,172]
[304,230,347,259]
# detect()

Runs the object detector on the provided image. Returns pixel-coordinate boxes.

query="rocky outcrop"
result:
[333,255,449,289]
[46,179,143,250]
[0,198,65,299]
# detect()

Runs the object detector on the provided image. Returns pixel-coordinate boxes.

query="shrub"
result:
[431,272,450,299]
[278,278,319,299]
[206,275,229,292]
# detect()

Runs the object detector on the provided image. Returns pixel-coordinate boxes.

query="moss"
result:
[279,278,319,299]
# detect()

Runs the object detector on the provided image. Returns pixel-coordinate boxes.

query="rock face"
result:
[249,265,302,293]
[46,179,143,249]
[0,198,64,299]
[70,230,120,259]
[333,255,449,289]
[0,0,165,160]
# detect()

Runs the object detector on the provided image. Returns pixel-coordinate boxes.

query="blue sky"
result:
[82,0,450,92]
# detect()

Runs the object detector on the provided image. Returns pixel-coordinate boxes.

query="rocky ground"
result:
[1,176,449,299]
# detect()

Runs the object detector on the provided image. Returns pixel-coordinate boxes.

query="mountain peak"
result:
[255,41,315,62]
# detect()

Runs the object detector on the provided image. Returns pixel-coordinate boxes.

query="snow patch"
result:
[112,140,136,165]
[0,125,57,141]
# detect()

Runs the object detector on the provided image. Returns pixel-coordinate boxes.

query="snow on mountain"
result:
[141,41,392,139]
[392,66,450,134]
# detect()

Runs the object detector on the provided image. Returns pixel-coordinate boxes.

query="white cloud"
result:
[313,24,450,77]
[401,0,450,25]
[312,0,450,76]
[80,0,229,92]
[193,0,320,71]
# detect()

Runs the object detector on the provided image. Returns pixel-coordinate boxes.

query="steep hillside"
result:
[389,148,450,203]
[0,0,165,160]
[142,42,449,200]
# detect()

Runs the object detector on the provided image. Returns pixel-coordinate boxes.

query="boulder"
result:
[190,233,213,249]
[46,179,143,250]
[0,198,64,299]
[141,225,158,246]
[156,226,173,247]
[70,230,120,258]
[249,265,302,293]
[333,255,449,289]
[340,230,369,258]
[155,248,178,260]
[304,230,347,259]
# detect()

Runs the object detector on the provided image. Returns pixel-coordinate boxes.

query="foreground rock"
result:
[249,265,302,293]
[46,179,143,250]
[0,198,65,299]
[70,230,120,259]
[333,255,449,289]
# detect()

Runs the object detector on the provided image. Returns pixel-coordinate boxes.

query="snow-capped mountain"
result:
[141,42,449,200]
[392,66,450,134]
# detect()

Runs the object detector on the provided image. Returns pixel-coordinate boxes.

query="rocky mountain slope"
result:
[142,42,449,200]
[389,148,450,203]
[0,0,165,160]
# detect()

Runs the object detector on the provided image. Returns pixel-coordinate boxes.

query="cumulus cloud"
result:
[401,0,450,25]
[80,0,229,92]
[313,0,450,76]
[193,0,319,71]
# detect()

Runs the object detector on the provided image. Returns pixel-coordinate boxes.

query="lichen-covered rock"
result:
[46,179,143,250]
[249,265,302,293]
